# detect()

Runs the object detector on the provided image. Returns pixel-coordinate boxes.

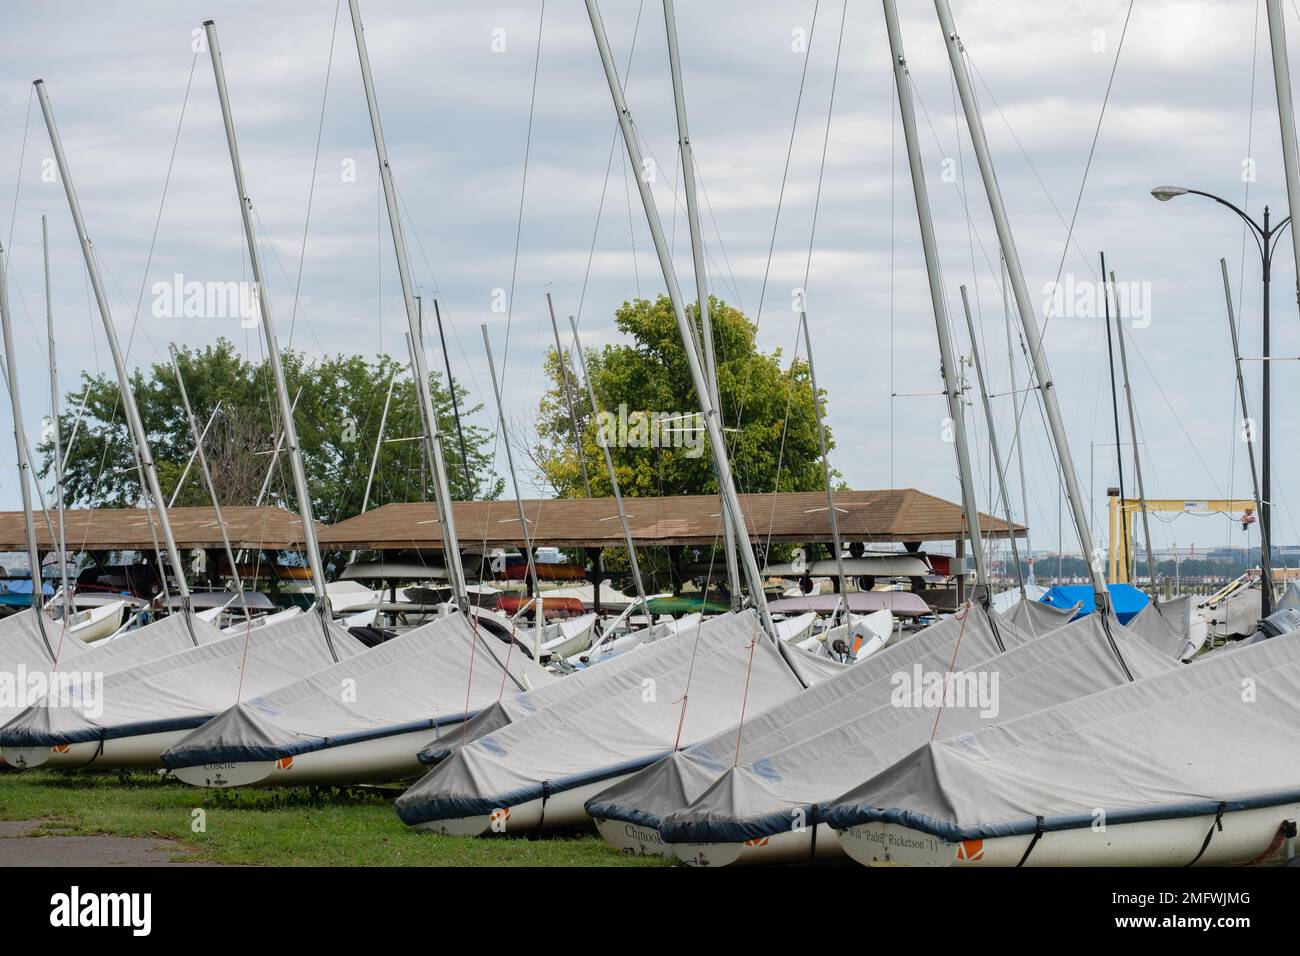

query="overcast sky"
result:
[1,0,1297,561]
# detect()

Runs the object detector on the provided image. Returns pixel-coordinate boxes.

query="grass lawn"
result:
[0,769,668,867]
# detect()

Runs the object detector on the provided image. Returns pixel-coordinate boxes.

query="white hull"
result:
[575,613,703,666]
[671,824,843,866]
[593,816,677,859]
[837,802,1300,866]
[415,776,626,836]
[171,726,449,789]
[60,600,128,644]
[541,613,597,658]
[2,728,186,770]
[773,612,817,645]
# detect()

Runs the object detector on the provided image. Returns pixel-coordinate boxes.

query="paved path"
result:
[0,820,223,866]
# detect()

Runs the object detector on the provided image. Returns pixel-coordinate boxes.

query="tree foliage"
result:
[534,294,833,501]
[43,339,501,520]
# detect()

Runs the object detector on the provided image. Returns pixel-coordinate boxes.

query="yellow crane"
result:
[1106,490,1258,583]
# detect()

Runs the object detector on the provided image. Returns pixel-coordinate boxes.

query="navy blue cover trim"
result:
[159,710,478,769]
[583,800,665,831]
[395,751,670,826]
[658,805,814,845]
[817,787,1300,842]
[596,786,1300,847]
[418,743,455,766]
[0,714,213,748]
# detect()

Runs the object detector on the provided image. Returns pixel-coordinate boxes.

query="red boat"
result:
[495,594,586,619]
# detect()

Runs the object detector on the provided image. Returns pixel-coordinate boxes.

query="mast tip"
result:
[203,19,215,26]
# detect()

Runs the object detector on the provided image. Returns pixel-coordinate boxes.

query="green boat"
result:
[644,594,731,616]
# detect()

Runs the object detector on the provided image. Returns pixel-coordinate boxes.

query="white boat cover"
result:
[776,638,851,685]
[3,613,228,723]
[996,595,1074,637]
[0,608,86,673]
[584,604,1029,836]
[1207,583,1263,638]
[989,584,1047,612]
[417,614,743,767]
[1125,595,1195,660]
[819,628,1300,842]
[0,611,365,748]
[161,612,555,768]
[592,613,1174,845]
[394,609,888,828]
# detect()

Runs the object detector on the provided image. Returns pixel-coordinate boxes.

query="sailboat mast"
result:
[883,0,997,626]
[203,20,337,659]
[1109,269,1160,602]
[170,345,249,622]
[932,0,1112,611]
[662,0,743,612]
[1002,256,1034,583]
[1219,258,1275,606]
[430,298,473,493]
[1262,0,1297,615]
[585,0,775,638]
[546,292,592,498]
[168,402,221,508]
[482,324,545,661]
[347,0,468,610]
[1265,0,1300,301]
[43,216,71,620]
[799,312,849,618]
[34,79,197,642]
[959,286,1026,597]
[351,367,397,565]
[568,314,650,615]
[0,244,54,655]
[1100,252,1130,581]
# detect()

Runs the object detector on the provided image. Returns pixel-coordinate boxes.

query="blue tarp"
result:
[0,578,55,607]
[1040,583,1149,625]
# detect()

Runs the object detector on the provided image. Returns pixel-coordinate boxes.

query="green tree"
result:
[43,339,501,520]
[535,294,833,500]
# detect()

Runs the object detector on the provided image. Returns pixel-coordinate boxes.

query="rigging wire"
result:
[499,0,547,376]
[287,0,342,350]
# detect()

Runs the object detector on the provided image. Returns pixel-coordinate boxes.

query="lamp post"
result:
[1152,185,1287,616]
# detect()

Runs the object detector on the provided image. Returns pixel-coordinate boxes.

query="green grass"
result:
[0,770,669,867]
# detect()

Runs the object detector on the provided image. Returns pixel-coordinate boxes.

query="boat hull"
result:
[2,729,185,770]
[171,727,448,789]
[671,823,843,866]
[593,816,676,859]
[415,776,625,836]
[836,802,1300,867]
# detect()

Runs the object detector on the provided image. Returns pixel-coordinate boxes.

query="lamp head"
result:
[1151,186,1189,202]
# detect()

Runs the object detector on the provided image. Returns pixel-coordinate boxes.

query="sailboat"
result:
[38,214,130,644]
[162,612,553,787]
[0,213,227,764]
[0,30,371,770]
[0,609,366,770]
[825,629,1300,867]
[589,608,1164,865]
[393,610,819,835]
[387,0,858,837]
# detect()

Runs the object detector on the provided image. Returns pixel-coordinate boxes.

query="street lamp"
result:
[1152,185,1285,617]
